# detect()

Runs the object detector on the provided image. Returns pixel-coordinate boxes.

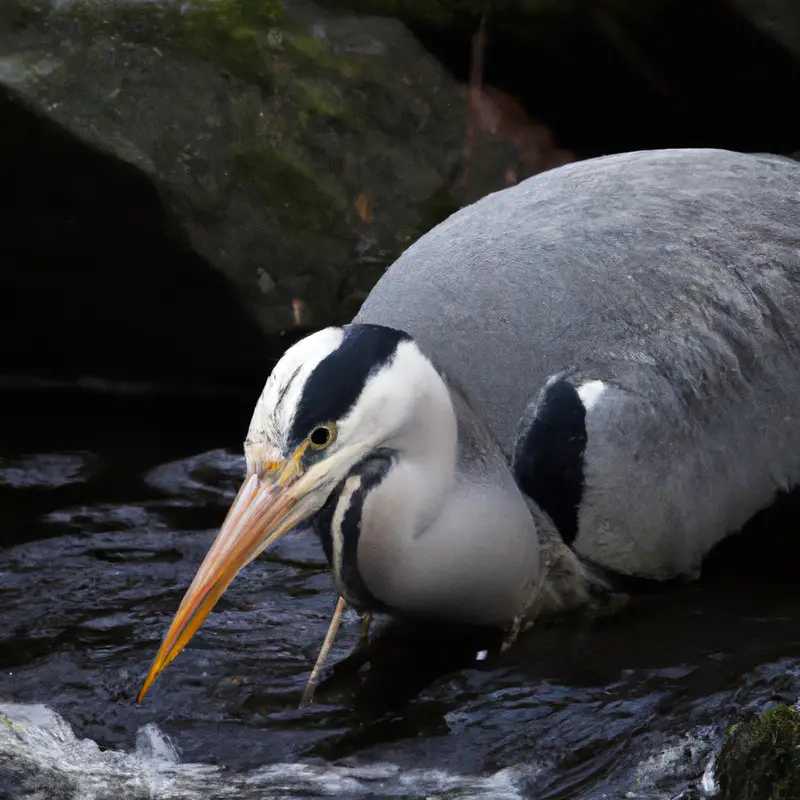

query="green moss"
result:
[280,30,362,87]
[56,0,285,86]
[229,144,346,232]
[56,0,360,121]
[283,30,337,69]
[171,0,285,85]
[717,704,800,800]
[293,77,345,118]
[51,0,358,255]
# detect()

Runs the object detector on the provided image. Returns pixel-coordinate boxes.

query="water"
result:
[2,378,800,799]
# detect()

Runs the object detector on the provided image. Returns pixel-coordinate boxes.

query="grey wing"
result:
[356,148,800,456]
[358,147,800,578]
[514,362,800,582]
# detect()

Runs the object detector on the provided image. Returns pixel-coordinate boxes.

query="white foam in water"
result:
[700,753,720,797]
[631,725,721,799]
[0,703,527,799]
[135,723,181,765]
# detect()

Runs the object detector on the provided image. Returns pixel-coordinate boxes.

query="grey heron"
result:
[138,148,800,703]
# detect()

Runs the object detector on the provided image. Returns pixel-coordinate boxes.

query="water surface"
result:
[2,378,800,799]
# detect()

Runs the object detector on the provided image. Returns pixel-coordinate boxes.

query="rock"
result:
[717,704,800,800]
[0,82,272,386]
[0,0,544,339]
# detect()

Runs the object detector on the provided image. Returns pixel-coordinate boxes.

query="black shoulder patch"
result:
[289,324,410,446]
[512,377,587,545]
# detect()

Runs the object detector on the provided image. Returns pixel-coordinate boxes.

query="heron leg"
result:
[358,611,372,650]
[300,595,347,708]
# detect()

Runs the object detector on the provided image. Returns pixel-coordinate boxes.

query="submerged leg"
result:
[359,611,372,650]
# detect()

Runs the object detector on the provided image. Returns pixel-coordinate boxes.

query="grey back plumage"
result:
[355,148,800,581]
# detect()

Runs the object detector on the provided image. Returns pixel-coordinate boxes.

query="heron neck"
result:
[357,382,604,626]
[448,389,605,624]
[356,386,542,626]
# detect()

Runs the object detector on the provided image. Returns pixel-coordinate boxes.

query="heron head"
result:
[138,323,456,701]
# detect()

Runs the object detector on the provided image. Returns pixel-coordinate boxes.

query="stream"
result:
[2,375,800,799]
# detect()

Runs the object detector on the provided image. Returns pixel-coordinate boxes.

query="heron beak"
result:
[137,442,325,702]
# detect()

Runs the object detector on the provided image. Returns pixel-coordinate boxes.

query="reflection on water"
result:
[1,380,800,798]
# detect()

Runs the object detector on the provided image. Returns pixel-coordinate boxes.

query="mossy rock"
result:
[0,0,525,334]
[717,704,800,800]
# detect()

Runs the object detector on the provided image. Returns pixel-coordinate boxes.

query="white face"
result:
[243,325,457,482]
[244,327,344,473]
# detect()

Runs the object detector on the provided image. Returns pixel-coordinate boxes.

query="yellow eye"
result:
[309,422,335,449]
[264,461,282,474]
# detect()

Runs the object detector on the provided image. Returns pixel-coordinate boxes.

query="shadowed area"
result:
[0,89,269,386]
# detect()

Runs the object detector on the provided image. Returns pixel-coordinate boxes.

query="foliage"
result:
[717,704,800,800]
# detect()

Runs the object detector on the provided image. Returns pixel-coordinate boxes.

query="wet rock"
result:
[0,452,95,490]
[144,448,245,505]
[717,703,800,799]
[0,0,531,337]
[45,503,167,533]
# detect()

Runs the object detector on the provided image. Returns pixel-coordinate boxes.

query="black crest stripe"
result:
[274,365,302,418]
[288,324,410,447]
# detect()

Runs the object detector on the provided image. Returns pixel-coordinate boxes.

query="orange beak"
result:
[137,446,313,702]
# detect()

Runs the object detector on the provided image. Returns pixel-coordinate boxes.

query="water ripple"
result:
[3,438,800,798]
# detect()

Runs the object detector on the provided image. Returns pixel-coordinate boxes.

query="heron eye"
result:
[309,423,335,449]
